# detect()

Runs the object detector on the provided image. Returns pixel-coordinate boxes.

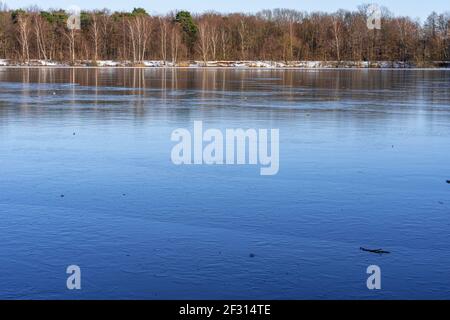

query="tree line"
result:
[0,3,449,65]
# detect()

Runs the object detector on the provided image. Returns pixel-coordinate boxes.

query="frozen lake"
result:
[0,68,450,299]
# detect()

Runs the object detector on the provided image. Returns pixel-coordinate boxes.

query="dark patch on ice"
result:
[360,247,390,255]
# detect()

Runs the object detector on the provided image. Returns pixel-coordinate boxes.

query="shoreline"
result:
[1,66,450,71]
[1,60,449,70]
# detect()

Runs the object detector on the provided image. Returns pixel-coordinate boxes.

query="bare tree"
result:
[64,28,77,63]
[159,16,168,64]
[90,12,100,61]
[128,15,151,64]
[197,20,210,64]
[98,11,112,60]
[209,23,219,61]
[271,9,302,61]
[16,12,31,62]
[31,11,48,61]
[238,19,247,60]
[331,14,343,61]
[220,27,228,60]
[170,23,181,63]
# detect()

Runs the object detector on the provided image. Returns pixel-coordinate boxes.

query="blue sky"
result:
[3,0,449,21]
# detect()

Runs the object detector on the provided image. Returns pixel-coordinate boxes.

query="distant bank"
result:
[1,59,449,69]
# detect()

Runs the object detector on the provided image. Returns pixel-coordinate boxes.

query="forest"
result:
[0,3,449,65]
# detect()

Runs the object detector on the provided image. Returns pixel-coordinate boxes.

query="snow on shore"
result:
[0,59,448,68]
